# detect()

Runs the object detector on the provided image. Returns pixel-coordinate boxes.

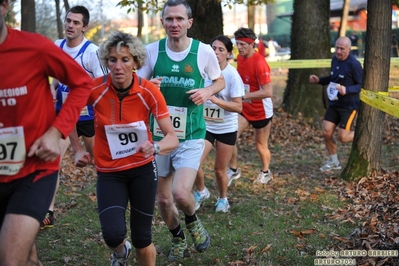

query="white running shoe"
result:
[319,159,341,172]
[254,170,272,184]
[110,240,131,266]
[194,187,210,211]
[227,168,241,186]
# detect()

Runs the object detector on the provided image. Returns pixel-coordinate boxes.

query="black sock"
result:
[262,170,269,174]
[48,210,54,216]
[169,224,185,239]
[184,213,197,225]
[230,167,237,173]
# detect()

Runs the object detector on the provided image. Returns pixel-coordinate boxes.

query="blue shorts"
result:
[0,171,58,225]
[155,139,205,177]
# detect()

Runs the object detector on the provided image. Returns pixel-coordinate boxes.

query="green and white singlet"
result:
[151,39,206,141]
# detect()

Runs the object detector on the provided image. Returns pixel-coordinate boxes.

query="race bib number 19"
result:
[0,126,26,175]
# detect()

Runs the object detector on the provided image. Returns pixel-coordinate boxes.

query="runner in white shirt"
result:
[194,35,245,213]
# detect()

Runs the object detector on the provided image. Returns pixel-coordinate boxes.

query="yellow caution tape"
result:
[268,58,399,69]
[360,89,399,118]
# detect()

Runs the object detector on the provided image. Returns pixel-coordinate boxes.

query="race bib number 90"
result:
[105,121,148,160]
[0,126,26,175]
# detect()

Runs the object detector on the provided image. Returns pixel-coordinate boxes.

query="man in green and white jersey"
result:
[137,0,224,261]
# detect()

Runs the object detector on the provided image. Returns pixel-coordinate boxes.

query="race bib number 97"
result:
[0,126,26,175]
[105,121,148,160]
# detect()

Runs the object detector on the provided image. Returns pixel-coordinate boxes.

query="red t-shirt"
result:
[237,52,273,121]
[258,40,266,57]
[89,73,169,172]
[0,27,92,182]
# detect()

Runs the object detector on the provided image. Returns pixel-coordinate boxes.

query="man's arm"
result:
[244,82,273,101]
[187,74,225,105]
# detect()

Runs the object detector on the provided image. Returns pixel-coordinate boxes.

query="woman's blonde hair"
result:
[99,30,146,69]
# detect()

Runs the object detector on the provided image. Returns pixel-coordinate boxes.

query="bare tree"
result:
[63,0,70,12]
[338,0,350,37]
[35,0,58,39]
[137,0,143,39]
[21,0,35,32]
[55,0,64,38]
[341,1,392,180]
[4,0,17,27]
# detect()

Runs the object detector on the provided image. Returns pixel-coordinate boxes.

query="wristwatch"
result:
[153,143,161,154]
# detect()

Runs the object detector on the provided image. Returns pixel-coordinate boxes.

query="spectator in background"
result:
[267,37,281,61]
[309,36,363,172]
[0,0,92,264]
[257,37,266,58]
[392,33,398,57]
[350,32,358,57]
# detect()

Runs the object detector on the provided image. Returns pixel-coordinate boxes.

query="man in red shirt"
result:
[227,28,274,185]
[257,37,267,57]
[0,0,92,264]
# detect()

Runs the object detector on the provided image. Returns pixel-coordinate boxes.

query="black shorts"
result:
[242,115,273,129]
[0,171,58,226]
[205,131,237,146]
[56,110,94,138]
[324,106,357,130]
[76,120,95,137]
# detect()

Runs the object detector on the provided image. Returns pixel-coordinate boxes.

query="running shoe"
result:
[186,218,210,252]
[215,198,230,213]
[194,187,210,211]
[227,168,241,186]
[253,170,272,184]
[168,237,189,261]
[40,211,55,230]
[110,240,131,266]
[320,159,342,172]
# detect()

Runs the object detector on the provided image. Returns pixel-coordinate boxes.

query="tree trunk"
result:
[338,0,350,37]
[63,0,70,12]
[247,4,255,31]
[137,1,143,39]
[55,0,63,39]
[282,0,330,119]
[186,0,223,44]
[341,1,392,181]
[21,0,35,32]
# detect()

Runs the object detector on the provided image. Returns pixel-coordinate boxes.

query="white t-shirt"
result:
[204,63,245,134]
[137,38,221,82]
[54,37,107,78]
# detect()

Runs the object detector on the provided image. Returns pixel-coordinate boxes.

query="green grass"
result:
[36,148,356,266]
[35,68,399,265]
